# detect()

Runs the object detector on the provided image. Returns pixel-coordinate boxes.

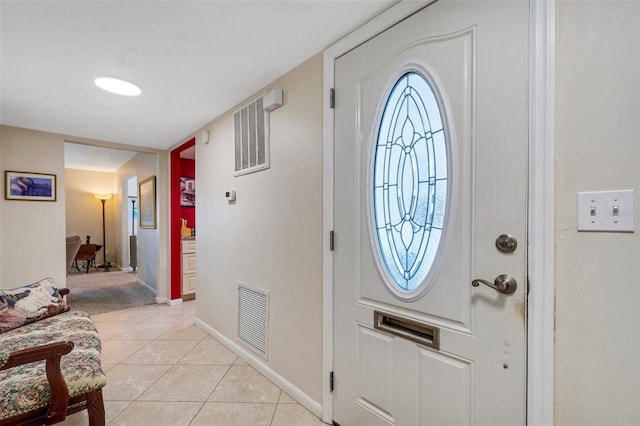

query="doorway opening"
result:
[170,138,196,301]
[64,142,159,314]
[322,1,555,423]
[124,175,138,272]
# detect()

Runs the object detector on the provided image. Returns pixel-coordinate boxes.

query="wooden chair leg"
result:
[86,390,106,426]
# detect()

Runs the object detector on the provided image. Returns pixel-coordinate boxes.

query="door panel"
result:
[416,348,472,426]
[334,1,528,425]
[356,26,475,334]
[357,326,396,421]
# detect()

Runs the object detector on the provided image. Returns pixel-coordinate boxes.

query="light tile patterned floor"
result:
[61,301,324,426]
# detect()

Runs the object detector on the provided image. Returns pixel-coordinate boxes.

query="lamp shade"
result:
[94,193,113,201]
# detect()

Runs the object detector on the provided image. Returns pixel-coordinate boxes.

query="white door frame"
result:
[321,1,556,424]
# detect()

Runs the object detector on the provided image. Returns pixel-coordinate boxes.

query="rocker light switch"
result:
[577,189,635,232]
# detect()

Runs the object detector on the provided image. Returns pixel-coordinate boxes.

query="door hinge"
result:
[329,230,335,251]
[330,88,335,109]
[330,371,335,392]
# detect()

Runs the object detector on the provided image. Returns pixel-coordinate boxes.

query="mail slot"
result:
[374,310,440,350]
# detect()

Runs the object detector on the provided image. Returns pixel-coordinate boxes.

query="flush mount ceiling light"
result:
[94,77,141,96]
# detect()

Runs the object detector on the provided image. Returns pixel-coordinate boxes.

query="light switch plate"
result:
[577,189,635,232]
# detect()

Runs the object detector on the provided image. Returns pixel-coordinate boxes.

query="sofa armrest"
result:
[1,341,74,424]
[0,341,73,370]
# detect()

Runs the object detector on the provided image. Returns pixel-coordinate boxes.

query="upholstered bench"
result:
[0,279,106,425]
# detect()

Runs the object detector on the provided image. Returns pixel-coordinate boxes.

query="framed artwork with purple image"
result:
[4,171,57,201]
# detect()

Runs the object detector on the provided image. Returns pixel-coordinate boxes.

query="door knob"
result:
[472,274,517,295]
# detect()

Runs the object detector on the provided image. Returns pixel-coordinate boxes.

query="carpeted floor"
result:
[66,270,157,315]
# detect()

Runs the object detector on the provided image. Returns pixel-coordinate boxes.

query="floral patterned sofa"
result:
[0,278,106,425]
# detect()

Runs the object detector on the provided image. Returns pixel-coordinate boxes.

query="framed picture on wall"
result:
[180,177,195,207]
[138,175,156,229]
[4,171,57,201]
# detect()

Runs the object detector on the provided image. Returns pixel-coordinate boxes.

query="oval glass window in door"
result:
[372,71,449,297]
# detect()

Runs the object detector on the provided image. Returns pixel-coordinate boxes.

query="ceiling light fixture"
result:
[94,77,141,96]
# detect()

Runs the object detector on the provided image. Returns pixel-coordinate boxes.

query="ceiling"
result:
[62,142,193,172]
[63,142,138,172]
[1,0,396,157]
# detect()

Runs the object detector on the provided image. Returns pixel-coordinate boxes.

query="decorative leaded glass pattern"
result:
[373,71,448,294]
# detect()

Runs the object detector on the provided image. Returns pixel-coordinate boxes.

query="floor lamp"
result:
[94,193,112,271]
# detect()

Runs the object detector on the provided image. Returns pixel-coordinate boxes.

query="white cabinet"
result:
[181,239,196,299]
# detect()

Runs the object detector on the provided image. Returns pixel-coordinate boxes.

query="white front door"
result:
[333,1,528,425]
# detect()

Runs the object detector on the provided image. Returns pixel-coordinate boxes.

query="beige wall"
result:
[0,126,67,288]
[65,168,118,268]
[195,54,323,402]
[555,1,640,424]
[115,152,161,292]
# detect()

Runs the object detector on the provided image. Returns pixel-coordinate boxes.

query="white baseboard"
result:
[194,317,322,419]
[167,298,183,306]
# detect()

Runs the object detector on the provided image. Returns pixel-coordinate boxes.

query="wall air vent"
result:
[237,283,269,359]
[234,96,270,176]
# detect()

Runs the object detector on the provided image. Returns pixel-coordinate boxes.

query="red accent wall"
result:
[170,138,196,300]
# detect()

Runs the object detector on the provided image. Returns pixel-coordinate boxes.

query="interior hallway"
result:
[61,301,323,425]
